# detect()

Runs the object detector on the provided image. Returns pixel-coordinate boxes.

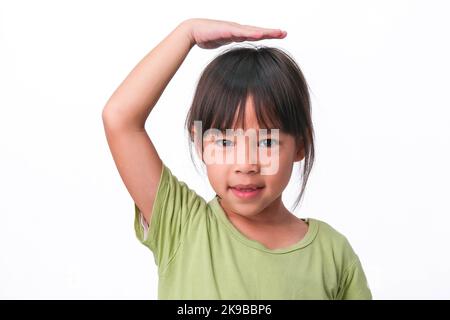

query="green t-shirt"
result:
[134,163,372,300]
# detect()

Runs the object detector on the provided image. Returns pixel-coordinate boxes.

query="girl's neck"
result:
[219,195,294,227]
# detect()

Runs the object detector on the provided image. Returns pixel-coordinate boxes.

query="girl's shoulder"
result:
[307,217,355,249]
[307,218,362,275]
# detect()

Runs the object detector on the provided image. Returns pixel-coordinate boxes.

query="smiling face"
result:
[194,96,305,222]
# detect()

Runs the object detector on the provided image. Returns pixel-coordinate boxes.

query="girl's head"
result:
[185,44,315,215]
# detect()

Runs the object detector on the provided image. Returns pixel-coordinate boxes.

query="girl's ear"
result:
[294,138,305,162]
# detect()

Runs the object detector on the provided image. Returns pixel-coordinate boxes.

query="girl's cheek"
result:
[258,147,280,172]
[203,141,219,164]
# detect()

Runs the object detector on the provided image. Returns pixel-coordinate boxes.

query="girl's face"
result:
[197,97,305,219]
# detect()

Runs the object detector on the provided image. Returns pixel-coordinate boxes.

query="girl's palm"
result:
[186,18,287,49]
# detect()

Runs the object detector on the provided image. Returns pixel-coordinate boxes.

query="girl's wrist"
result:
[179,19,196,48]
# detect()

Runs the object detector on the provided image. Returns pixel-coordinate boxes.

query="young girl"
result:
[102,18,372,300]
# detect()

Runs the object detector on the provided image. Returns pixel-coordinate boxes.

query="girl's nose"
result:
[235,163,260,175]
[233,136,260,174]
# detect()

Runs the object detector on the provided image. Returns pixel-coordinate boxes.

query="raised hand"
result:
[184,18,287,49]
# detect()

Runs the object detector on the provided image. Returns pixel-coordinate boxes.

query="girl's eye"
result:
[259,138,278,148]
[214,138,279,148]
[215,139,234,147]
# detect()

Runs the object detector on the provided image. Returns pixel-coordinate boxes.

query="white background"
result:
[1,0,449,299]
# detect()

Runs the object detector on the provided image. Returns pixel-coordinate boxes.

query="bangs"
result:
[208,91,283,134]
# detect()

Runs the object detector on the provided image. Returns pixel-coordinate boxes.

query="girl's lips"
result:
[230,187,264,199]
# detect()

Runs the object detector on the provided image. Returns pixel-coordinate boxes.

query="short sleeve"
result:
[133,162,206,271]
[338,255,373,300]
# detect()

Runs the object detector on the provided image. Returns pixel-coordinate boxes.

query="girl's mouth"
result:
[229,186,264,199]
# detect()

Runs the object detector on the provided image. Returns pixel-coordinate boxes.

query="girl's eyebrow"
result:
[216,128,285,134]
[211,129,285,140]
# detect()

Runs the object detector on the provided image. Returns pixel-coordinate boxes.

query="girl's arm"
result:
[102,18,286,225]
[102,20,194,225]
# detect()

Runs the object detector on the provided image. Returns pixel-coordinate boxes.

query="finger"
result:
[241,24,283,33]
[232,27,270,39]
[249,28,286,38]
[236,36,253,42]
[262,29,287,38]
[247,30,286,40]
[231,25,286,40]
